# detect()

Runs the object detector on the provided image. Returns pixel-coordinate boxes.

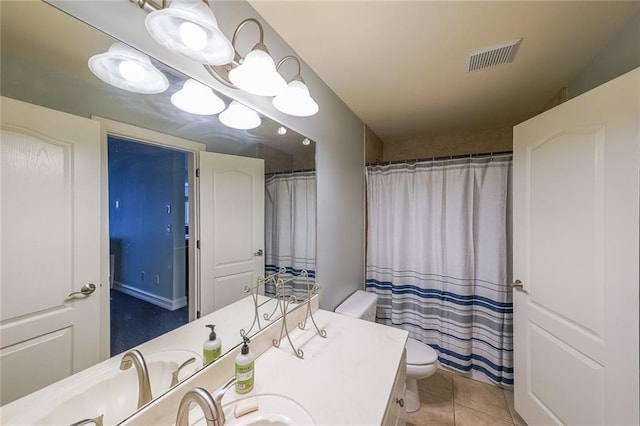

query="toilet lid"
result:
[406,338,438,365]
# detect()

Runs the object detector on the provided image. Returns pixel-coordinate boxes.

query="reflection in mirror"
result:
[265,167,317,298]
[0,0,316,422]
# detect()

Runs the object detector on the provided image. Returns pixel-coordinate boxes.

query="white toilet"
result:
[335,290,439,412]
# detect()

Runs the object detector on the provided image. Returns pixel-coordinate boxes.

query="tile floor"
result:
[110,289,188,356]
[406,369,527,426]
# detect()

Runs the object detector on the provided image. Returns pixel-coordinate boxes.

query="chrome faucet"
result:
[119,349,152,409]
[171,357,197,387]
[175,377,237,426]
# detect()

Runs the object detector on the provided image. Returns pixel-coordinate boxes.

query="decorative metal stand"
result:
[240,268,287,337]
[239,278,263,338]
[296,270,327,339]
[272,269,326,359]
[263,267,286,322]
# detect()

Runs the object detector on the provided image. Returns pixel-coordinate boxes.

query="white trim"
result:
[92,116,206,152]
[95,116,205,359]
[112,283,188,311]
[98,127,111,361]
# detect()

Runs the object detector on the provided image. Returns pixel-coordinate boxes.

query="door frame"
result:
[93,116,205,360]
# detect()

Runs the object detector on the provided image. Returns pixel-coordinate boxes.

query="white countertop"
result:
[9,296,408,426]
[219,309,408,425]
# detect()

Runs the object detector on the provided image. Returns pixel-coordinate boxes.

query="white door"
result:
[513,68,639,425]
[198,152,264,316]
[0,97,101,404]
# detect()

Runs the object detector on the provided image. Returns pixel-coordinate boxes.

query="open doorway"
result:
[107,136,190,356]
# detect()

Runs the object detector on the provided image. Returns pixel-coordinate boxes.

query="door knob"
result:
[511,280,524,289]
[253,249,263,256]
[65,283,96,302]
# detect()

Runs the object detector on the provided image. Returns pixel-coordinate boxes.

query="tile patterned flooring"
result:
[406,369,527,426]
[110,289,188,357]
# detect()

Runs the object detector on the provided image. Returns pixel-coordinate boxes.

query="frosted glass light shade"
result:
[171,79,225,115]
[145,0,234,65]
[272,79,319,117]
[219,101,261,130]
[88,42,169,94]
[228,48,287,96]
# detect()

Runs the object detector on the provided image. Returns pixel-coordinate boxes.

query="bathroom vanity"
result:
[1,294,407,425]
[0,295,280,425]
[121,296,408,426]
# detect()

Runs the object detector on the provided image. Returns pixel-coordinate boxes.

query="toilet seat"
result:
[406,338,438,366]
[404,338,440,412]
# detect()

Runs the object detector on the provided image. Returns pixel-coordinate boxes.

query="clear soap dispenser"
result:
[204,324,222,366]
[235,336,254,394]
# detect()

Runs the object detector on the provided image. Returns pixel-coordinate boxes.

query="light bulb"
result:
[302,138,311,146]
[89,42,168,94]
[118,60,145,82]
[219,101,261,130]
[277,126,287,135]
[171,79,225,115]
[144,0,234,64]
[228,48,287,97]
[272,79,319,117]
[179,21,207,51]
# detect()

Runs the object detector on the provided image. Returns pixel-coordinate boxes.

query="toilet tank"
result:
[334,290,378,322]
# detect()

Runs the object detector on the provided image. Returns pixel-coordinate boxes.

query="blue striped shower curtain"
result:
[366,155,513,385]
[265,171,316,298]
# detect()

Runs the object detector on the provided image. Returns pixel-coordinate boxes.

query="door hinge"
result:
[197,240,201,249]
[196,310,201,319]
[196,168,200,178]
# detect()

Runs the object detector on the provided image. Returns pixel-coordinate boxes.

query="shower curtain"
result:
[366,155,513,385]
[265,171,316,298]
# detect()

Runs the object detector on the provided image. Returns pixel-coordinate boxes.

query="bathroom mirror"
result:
[0,0,316,418]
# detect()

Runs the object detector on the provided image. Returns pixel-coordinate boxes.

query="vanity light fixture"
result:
[219,101,261,130]
[140,0,234,65]
[171,78,225,115]
[226,18,287,97]
[88,42,169,94]
[130,1,319,115]
[272,56,319,117]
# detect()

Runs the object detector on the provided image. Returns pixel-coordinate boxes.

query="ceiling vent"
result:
[466,38,522,72]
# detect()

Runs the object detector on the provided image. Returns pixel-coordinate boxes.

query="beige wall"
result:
[291,145,316,171]
[246,144,293,174]
[540,87,568,113]
[373,87,570,162]
[365,125,384,163]
[381,126,513,162]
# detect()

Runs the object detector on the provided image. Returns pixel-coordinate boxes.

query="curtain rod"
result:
[366,150,513,167]
[265,168,316,176]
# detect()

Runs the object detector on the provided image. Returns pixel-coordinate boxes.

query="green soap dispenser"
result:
[204,325,222,366]
[235,336,254,394]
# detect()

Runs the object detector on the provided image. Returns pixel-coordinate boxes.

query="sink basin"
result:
[223,394,315,426]
[25,349,201,426]
[185,393,314,426]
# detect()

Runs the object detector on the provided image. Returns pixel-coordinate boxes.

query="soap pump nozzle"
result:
[206,324,216,341]
[241,336,250,355]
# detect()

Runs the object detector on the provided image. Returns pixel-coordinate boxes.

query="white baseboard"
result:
[112,282,187,311]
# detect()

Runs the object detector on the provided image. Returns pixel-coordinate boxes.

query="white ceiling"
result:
[248,1,639,143]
